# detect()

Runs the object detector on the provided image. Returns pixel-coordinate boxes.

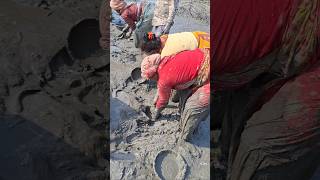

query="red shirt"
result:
[156,48,205,109]
[120,4,140,30]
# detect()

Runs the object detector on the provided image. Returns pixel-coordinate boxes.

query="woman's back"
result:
[158,48,204,89]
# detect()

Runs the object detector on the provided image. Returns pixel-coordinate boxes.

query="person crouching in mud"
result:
[140,48,210,142]
[108,0,155,47]
[152,0,179,37]
[140,31,210,104]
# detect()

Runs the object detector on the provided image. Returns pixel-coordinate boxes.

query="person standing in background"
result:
[152,0,179,37]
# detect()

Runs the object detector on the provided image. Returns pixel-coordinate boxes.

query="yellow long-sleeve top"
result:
[160,31,210,58]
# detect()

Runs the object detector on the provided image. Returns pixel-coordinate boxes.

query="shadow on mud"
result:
[0,114,106,180]
[67,19,101,60]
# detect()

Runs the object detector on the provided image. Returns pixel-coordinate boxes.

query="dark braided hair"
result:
[140,32,162,55]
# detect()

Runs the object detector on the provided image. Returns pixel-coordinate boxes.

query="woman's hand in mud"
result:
[124,28,133,38]
[117,28,132,39]
[116,24,132,39]
[153,109,161,120]
[153,107,164,121]
[116,25,128,39]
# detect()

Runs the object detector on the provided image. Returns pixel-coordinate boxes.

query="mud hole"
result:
[0,0,108,179]
[68,19,101,59]
[110,0,210,179]
[154,150,187,180]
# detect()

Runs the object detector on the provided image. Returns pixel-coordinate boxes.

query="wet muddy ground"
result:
[0,0,212,179]
[110,0,211,179]
[0,0,108,179]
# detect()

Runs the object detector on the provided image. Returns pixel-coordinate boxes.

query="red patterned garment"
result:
[120,3,140,30]
[156,48,206,109]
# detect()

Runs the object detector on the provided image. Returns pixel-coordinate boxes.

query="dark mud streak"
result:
[78,85,94,103]
[94,64,110,73]
[18,89,41,112]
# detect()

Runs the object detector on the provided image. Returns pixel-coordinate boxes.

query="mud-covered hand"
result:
[117,24,130,39]
[124,28,133,38]
[153,107,164,121]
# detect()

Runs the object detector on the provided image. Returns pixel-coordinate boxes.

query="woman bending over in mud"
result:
[141,31,210,103]
[140,48,210,142]
[108,0,155,47]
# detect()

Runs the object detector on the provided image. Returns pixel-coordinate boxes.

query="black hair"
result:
[140,32,162,55]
